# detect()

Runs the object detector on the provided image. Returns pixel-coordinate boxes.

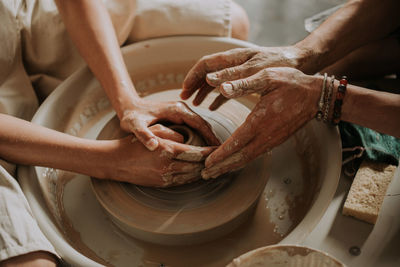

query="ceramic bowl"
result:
[227,245,345,267]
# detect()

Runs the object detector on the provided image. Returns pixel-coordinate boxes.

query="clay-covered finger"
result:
[209,93,229,111]
[193,83,215,106]
[149,124,184,143]
[175,103,220,146]
[175,145,216,162]
[162,171,202,187]
[204,120,255,168]
[219,70,272,98]
[201,151,244,179]
[181,48,255,100]
[168,161,204,173]
[202,137,268,179]
[164,140,216,162]
[127,118,159,151]
[206,64,248,87]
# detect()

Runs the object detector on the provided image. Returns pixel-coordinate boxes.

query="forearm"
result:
[55,0,139,118]
[0,114,111,178]
[295,0,400,73]
[340,84,400,138]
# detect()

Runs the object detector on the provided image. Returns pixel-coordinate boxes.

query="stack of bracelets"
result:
[316,73,347,125]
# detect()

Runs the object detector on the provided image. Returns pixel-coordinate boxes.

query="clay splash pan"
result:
[19,36,342,267]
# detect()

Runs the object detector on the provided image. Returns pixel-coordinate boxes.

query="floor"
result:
[234,0,345,46]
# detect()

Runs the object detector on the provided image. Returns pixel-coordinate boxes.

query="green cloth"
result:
[340,121,400,166]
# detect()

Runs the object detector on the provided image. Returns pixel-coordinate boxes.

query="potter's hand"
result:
[201,67,322,179]
[181,46,308,110]
[107,124,216,187]
[119,99,220,151]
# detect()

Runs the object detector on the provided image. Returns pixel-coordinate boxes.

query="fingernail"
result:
[201,169,212,179]
[180,91,189,100]
[146,138,158,151]
[201,167,219,179]
[207,73,218,81]
[222,83,234,96]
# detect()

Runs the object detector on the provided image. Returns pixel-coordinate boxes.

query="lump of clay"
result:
[169,124,206,147]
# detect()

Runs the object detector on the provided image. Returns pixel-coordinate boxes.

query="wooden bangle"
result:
[332,76,348,125]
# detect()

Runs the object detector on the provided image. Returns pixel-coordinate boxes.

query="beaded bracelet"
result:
[316,73,328,121]
[332,76,348,125]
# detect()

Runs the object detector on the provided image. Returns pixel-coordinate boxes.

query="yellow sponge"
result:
[342,161,396,224]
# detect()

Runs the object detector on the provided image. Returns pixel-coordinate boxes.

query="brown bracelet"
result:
[332,76,348,125]
[323,75,335,123]
[316,73,328,121]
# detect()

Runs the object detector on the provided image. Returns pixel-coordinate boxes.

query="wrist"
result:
[89,139,119,180]
[48,138,113,179]
[115,96,145,120]
[306,74,325,117]
[293,41,328,74]
[313,73,344,124]
[105,79,143,118]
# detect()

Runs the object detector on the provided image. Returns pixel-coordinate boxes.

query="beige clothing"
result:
[0,0,232,261]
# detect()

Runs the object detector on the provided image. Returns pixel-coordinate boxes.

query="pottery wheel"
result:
[91,90,270,245]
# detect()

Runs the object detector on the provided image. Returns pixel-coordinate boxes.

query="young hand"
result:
[119,99,220,151]
[103,124,216,187]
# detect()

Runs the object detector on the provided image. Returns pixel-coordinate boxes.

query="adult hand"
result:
[201,67,323,179]
[119,99,220,151]
[105,124,216,187]
[181,46,310,110]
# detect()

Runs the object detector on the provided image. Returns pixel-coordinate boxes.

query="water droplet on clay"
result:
[349,246,361,256]
[278,215,284,220]
[284,177,292,184]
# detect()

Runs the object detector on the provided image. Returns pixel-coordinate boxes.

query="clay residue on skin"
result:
[271,98,284,113]
[176,149,205,162]
[161,170,202,187]
[250,106,267,123]
[223,138,241,154]
[202,152,244,179]
[160,125,207,186]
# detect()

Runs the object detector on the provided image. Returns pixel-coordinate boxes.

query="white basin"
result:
[19,36,341,266]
